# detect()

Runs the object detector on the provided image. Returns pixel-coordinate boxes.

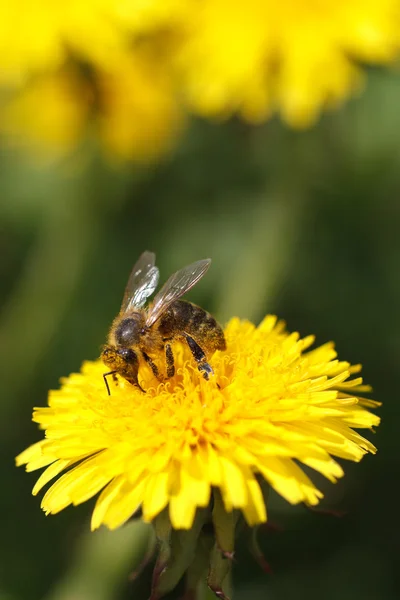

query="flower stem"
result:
[44,521,151,600]
[215,190,307,323]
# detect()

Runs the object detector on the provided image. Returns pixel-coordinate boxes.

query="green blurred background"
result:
[2,68,399,600]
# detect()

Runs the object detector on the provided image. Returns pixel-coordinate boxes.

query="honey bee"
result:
[101,251,226,393]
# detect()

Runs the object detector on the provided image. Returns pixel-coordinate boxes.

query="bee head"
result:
[101,344,142,393]
[114,314,144,347]
[101,345,138,371]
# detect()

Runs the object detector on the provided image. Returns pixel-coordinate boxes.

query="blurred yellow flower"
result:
[172,0,400,126]
[17,316,379,531]
[0,52,182,162]
[1,0,400,158]
[0,1,133,84]
[0,70,90,155]
[97,51,183,163]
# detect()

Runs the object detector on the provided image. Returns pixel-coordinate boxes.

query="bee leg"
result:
[184,334,213,380]
[126,376,146,393]
[142,351,160,380]
[165,343,175,378]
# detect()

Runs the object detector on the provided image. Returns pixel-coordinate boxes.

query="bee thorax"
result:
[114,316,143,346]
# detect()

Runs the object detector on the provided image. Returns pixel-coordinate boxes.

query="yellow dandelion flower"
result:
[0,1,184,160]
[0,53,182,162]
[17,315,379,532]
[0,1,135,84]
[1,1,399,162]
[171,0,400,126]
[0,70,91,155]
[96,50,183,163]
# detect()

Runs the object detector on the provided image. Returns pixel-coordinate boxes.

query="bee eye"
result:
[125,349,135,362]
[118,348,136,363]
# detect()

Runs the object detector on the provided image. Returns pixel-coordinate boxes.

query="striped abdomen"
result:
[158,300,226,354]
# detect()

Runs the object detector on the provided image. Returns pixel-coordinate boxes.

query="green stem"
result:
[197,573,232,600]
[44,521,151,600]
[197,580,216,600]
[0,198,98,404]
[215,190,307,323]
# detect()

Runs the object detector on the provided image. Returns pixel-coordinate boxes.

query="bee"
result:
[101,251,226,394]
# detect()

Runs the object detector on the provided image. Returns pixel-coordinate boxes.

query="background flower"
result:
[0,1,400,159]
[0,70,90,156]
[0,0,182,161]
[174,0,400,126]
[0,1,132,82]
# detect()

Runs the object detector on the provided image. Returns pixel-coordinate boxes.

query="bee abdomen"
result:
[188,305,218,334]
[163,300,226,353]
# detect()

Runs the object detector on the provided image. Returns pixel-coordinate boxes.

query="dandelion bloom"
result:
[0,1,135,83]
[0,50,182,162]
[17,316,379,532]
[171,0,400,126]
[0,70,91,156]
[0,2,182,160]
[1,1,400,160]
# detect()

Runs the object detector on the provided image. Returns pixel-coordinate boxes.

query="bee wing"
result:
[146,259,211,326]
[121,251,160,313]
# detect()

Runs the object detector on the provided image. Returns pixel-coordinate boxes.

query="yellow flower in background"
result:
[0,70,91,156]
[0,52,182,162]
[0,1,134,84]
[173,0,400,126]
[17,316,379,531]
[0,2,183,161]
[97,50,183,163]
[1,0,400,159]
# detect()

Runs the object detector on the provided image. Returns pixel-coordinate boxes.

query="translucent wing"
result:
[146,259,211,326]
[120,251,159,313]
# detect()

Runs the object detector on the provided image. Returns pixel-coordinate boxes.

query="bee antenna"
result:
[103,371,117,396]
